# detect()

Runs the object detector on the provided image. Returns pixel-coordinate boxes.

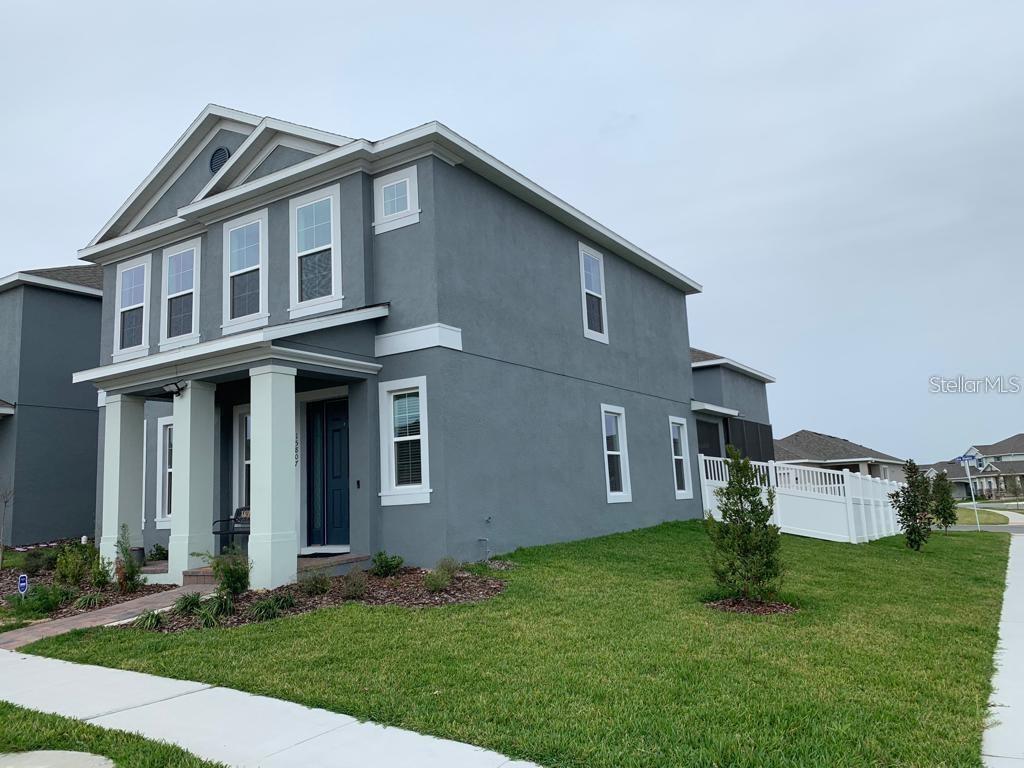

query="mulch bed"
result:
[706,597,797,615]
[1,565,174,619]
[149,567,507,633]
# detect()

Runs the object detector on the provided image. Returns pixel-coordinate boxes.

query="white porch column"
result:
[249,364,298,589]
[99,394,145,562]
[168,380,217,580]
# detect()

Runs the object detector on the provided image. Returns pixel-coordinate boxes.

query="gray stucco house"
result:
[77,105,706,588]
[689,347,775,461]
[0,266,103,545]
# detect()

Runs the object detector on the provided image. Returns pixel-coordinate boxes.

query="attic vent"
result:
[209,146,231,173]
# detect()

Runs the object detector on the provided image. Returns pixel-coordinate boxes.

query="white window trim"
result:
[222,208,270,334]
[232,404,251,512]
[113,253,152,362]
[669,416,694,500]
[378,376,431,506]
[601,404,631,503]
[159,237,202,352]
[288,184,343,319]
[154,415,173,529]
[579,243,609,344]
[372,165,420,235]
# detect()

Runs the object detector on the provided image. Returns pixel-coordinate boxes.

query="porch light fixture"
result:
[162,380,188,397]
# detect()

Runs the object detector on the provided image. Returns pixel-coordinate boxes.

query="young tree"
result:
[704,446,784,601]
[1006,476,1024,510]
[0,487,12,572]
[890,460,933,551]
[930,471,958,532]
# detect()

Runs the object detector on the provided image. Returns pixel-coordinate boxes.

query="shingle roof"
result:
[23,265,103,291]
[690,347,722,363]
[924,460,999,481]
[973,433,1024,456]
[775,430,903,464]
[0,399,13,409]
[773,441,805,462]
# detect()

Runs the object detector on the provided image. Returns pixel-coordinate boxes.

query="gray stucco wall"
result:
[692,366,771,425]
[247,146,315,182]
[0,288,23,546]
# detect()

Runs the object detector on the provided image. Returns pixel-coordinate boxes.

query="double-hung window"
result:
[579,243,608,343]
[669,417,693,500]
[372,165,420,234]
[379,376,431,505]
[155,416,173,528]
[601,404,632,503]
[114,253,151,361]
[289,184,342,319]
[160,238,201,350]
[222,209,269,333]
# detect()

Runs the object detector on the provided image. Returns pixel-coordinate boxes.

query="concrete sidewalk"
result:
[984,534,1024,767]
[0,650,538,768]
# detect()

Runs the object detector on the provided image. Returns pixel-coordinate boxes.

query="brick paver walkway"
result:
[0,584,214,650]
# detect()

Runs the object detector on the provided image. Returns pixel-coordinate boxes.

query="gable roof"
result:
[0,265,103,298]
[971,433,1024,456]
[773,441,806,462]
[775,429,903,464]
[923,460,1001,481]
[689,347,775,383]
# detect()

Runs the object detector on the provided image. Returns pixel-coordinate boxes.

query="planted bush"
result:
[132,610,163,630]
[890,460,933,551]
[6,585,64,618]
[931,472,958,532]
[339,569,367,599]
[115,524,144,594]
[298,570,331,596]
[73,592,104,610]
[24,548,57,577]
[90,555,113,590]
[195,605,219,628]
[247,597,281,622]
[435,556,461,578]
[55,544,90,586]
[194,546,251,596]
[424,569,451,593]
[209,590,234,617]
[148,543,168,561]
[272,592,296,611]
[173,591,203,616]
[370,551,403,577]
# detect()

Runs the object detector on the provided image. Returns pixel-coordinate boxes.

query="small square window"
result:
[373,167,420,234]
[382,180,409,217]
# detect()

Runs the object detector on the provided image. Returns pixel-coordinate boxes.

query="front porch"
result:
[96,347,382,589]
[177,552,370,586]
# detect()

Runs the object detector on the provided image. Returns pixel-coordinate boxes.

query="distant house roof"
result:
[0,265,103,298]
[689,347,775,383]
[924,460,999,482]
[972,433,1024,456]
[775,430,903,465]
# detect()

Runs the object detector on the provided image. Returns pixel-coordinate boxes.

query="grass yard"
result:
[956,505,1010,525]
[25,522,1008,768]
[0,701,221,767]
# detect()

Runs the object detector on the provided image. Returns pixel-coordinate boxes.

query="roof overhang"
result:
[0,404,14,417]
[690,400,740,417]
[784,456,905,466]
[75,303,388,391]
[0,272,102,298]
[691,357,774,383]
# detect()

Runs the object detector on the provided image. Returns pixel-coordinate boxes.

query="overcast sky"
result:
[1,1,1020,462]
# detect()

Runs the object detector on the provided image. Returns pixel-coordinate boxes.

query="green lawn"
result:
[957,505,1010,525]
[24,522,1008,768]
[0,701,221,767]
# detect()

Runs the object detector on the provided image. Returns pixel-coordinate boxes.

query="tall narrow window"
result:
[379,377,431,505]
[154,416,173,527]
[669,417,693,500]
[114,253,151,360]
[579,243,608,343]
[289,185,342,318]
[601,405,631,503]
[222,210,268,332]
[234,408,252,511]
[160,238,201,349]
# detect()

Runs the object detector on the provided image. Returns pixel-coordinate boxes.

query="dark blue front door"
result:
[306,399,349,546]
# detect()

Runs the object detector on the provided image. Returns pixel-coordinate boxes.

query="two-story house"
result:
[75,105,705,588]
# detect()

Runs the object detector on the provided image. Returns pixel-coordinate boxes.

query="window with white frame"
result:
[669,416,693,500]
[372,165,420,234]
[601,404,631,503]
[160,238,201,348]
[222,209,268,332]
[289,184,342,318]
[378,376,431,505]
[233,407,252,510]
[155,416,173,528]
[114,253,151,359]
[579,244,608,343]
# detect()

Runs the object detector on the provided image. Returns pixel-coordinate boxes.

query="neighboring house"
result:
[923,434,1024,498]
[774,430,906,483]
[689,347,775,461]
[0,266,103,545]
[76,105,706,589]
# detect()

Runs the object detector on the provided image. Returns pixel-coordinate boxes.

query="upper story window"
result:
[378,376,431,506]
[159,238,201,350]
[373,165,420,234]
[602,404,631,503]
[222,209,269,333]
[579,243,608,344]
[669,417,693,500]
[114,253,151,361]
[289,184,342,319]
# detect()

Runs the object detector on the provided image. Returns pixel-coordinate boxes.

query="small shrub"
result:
[298,570,331,596]
[195,605,219,628]
[74,592,104,610]
[435,556,460,578]
[132,610,163,630]
[272,592,296,611]
[247,597,280,622]
[424,569,451,593]
[54,544,90,586]
[209,590,234,617]
[115,524,144,594]
[148,543,168,561]
[890,460,933,551]
[930,472,958,532]
[370,551,403,577]
[6,585,66,618]
[194,546,251,596]
[173,591,203,616]
[90,556,113,590]
[54,585,79,606]
[23,549,47,577]
[339,569,367,599]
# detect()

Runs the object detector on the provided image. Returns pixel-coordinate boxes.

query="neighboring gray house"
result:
[775,430,907,483]
[923,434,1024,499]
[0,266,103,545]
[689,347,775,461]
[76,105,706,588]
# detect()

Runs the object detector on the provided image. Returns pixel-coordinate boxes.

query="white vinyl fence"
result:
[699,455,901,543]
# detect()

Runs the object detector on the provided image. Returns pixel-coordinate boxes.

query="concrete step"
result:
[182,554,370,586]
